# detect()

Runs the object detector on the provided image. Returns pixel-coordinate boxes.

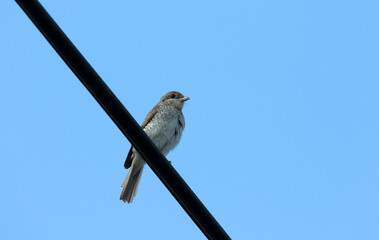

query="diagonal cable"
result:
[15,0,231,239]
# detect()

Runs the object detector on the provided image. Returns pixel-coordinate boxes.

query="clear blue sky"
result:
[1,0,378,239]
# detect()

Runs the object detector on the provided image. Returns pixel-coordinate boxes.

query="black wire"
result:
[15,0,231,239]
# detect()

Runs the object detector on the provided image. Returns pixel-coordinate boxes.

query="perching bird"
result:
[120,91,189,203]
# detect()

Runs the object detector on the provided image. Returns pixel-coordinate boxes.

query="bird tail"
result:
[120,159,145,203]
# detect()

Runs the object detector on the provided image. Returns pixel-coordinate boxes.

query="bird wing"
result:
[124,104,160,169]
[141,104,160,128]
[124,146,134,169]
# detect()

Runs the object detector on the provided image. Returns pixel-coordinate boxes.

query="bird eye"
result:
[170,94,176,98]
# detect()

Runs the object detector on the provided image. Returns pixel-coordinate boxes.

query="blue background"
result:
[1,1,378,239]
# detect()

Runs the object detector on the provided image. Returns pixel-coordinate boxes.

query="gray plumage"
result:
[120,91,189,203]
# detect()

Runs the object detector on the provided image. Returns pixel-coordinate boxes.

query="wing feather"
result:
[123,104,161,169]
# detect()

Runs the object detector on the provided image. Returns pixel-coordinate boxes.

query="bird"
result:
[120,91,190,203]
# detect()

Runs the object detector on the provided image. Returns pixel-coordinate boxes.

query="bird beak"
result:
[181,96,190,102]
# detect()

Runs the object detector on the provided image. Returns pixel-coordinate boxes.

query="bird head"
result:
[160,91,190,109]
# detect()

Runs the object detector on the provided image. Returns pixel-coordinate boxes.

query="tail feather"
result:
[120,161,144,203]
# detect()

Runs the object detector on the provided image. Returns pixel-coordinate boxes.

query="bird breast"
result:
[143,105,185,156]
